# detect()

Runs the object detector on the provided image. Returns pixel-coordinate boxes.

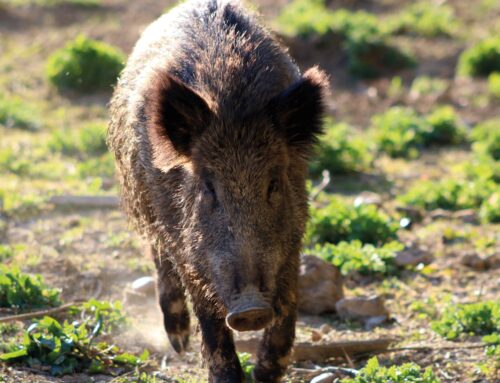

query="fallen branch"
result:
[358,343,487,357]
[236,338,395,362]
[0,300,87,323]
[49,195,119,209]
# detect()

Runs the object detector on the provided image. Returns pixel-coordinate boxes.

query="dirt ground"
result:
[0,0,499,382]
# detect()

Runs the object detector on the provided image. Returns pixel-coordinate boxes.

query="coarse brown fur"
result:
[107,0,328,381]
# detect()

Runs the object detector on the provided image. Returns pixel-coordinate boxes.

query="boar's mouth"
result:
[225,287,274,332]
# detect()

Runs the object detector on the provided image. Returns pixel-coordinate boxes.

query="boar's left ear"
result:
[269,66,329,154]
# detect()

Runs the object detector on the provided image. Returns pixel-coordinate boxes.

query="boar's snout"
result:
[225,287,273,332]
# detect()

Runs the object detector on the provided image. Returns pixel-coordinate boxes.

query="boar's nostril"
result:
[225,307,273,332]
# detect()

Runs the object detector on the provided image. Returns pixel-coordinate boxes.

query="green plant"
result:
[0,245,14,262]
[399,179,496,211]
[275,0,334,38]
[389,2,457,37]
[341,357,440,383]
[0,95,39,131]
[471,119,500,160]
[306,197,398,245]
[0,147,31,176]
[457,37,500,77]
[0,316,148,376]
[424,106,466,145]
[489,72,500,98]
[480,192,500,223]
[341,19,414,78]
[432,301,500,340]
[309,121,372,177]
[459,156,500,184]
[77,153,115,179]
[70,299,128,334]
[410,76,448,98]
[313,240,404,276]
[48,123,108,158]
[46,35,124,93]
[0,265,61,309]
[238,353,255,382]
[371,107,429,158]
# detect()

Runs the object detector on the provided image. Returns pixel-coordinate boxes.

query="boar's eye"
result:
[268,178,280,198]
[203,180,217,200]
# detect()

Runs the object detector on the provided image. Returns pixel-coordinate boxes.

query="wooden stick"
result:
[0,300,87,323]
[49,195,120,209]
[236,338,395,362]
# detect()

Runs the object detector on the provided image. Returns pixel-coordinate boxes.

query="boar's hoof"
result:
[226,306,273,332]
[168,332,189,354]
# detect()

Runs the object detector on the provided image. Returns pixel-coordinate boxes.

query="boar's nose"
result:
[226,288,273,331]
[226,305,273,332]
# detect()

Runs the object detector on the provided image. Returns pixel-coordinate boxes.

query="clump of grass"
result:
[48,122,108,158]
[309,120,372,177]
[457,37,500,77]
[0,245,14,262]
[371,107,429,158]
[0,265,61,309]
[480,192,500,223]
[424,106,466,145]
[0,147,31,176]
[46,35,124,93]
[389,2,457,37]
[276,2,414,78]
[341,357,441,383]
[410,76,449,98]
[76,153,115,179]
[275,0,334,38]
[312,240,404,276]
[488,72,500,98]
[306,197,398,246]
[432,301,500,340]
[470,118,500,160]
[238,353,255,382]
[371,106,466,158]
[332,10,414,78]
[0,95,40,131]
[0,316,148,376]
[398,178,496,211]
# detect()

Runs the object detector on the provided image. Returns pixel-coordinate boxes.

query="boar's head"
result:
[146,67,328,331]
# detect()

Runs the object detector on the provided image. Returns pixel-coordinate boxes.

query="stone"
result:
[310,372,336,383]
[486,253,500,269]
[298,255,344,315]
[429,209,452,220]
[319,323,333,334]
[395,247,433,267]
[396,206,423,222]
[453,209,477,224]
[354,191,382,207]
[460,253,488,271]
[335,296,389,322]
[311,330,322,342]
[131,276,156,295]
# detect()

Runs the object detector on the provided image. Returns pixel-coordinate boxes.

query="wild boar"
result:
[107,0,328,381]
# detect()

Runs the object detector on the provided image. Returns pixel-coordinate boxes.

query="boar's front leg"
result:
[253,295,297,382]
[152,247,191,354]
[195,305,245,383]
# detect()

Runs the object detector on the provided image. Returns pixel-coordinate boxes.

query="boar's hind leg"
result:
[253,306,296,383]
[153,251,190,354]
[196,307,245,383]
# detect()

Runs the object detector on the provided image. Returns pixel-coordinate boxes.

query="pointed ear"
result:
[270,66,329,154]
[146,73,212,156]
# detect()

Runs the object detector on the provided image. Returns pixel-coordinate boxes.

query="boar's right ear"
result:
[269,67,329,155]
[146,73,212,156]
